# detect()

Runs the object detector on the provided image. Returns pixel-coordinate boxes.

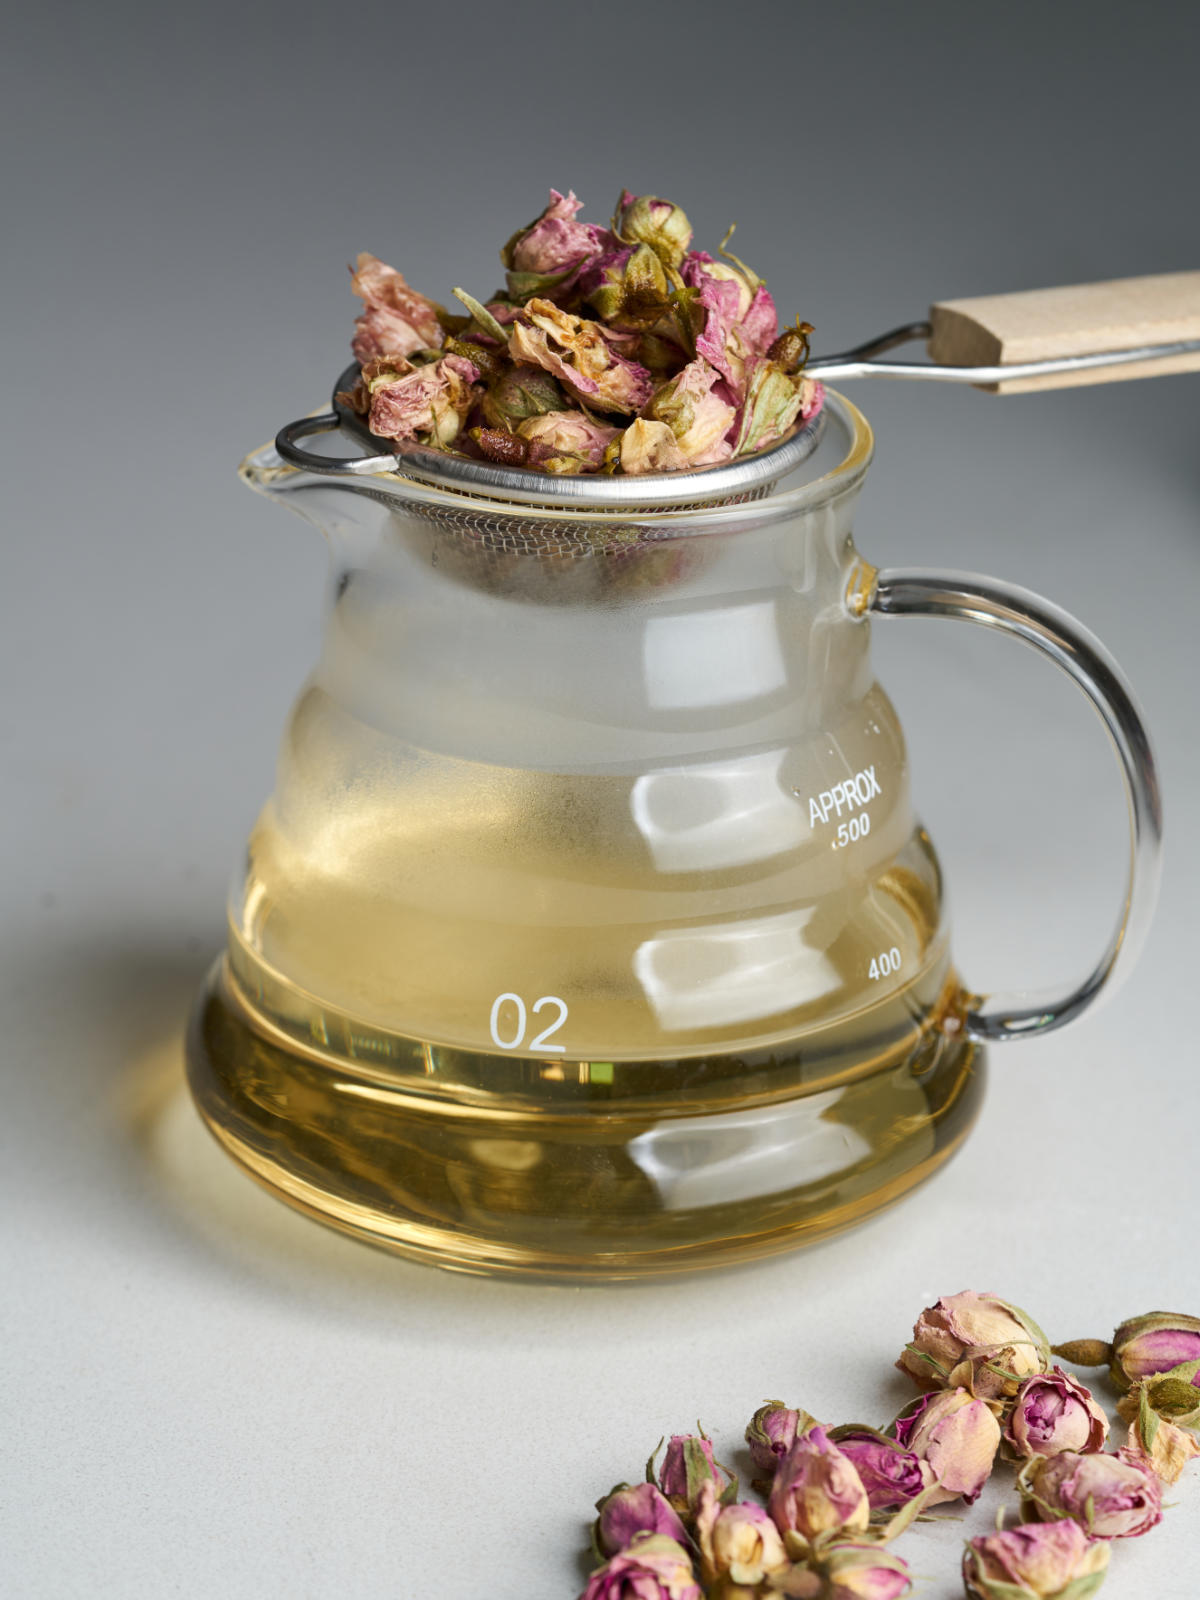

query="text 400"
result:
[868,947,902,981]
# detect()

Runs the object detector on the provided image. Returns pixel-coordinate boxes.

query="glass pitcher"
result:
[187,390,1161,1278]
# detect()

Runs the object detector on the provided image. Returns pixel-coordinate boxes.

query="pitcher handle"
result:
[863,567,1163,1044]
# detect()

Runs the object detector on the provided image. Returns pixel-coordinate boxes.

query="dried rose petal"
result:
[502,189,612,304]
[349,252,443,363]
[509,298,653,415]
[767,1426,870,1541]
[579,1534,702,1600]
[593,1482,689,1558]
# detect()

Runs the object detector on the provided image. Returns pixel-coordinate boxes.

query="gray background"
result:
[3,2,1198,1595]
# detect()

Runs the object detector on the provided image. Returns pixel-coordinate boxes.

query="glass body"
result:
[193,391,1143,1277]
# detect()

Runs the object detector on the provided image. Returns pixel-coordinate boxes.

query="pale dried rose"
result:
[731,361,821,455]
[694,1482,788,1589]
[509,298,653,415]
[1005,1369,1109,1460]
[365,353,480,447]
[615,191,693,270]
[890,1388,1001,1506]
[481,364,565,430]
[897,1291,1051,1401]
[517,409,621,474]
[1120,1376,1200,1482]
[1018,1448,1162,1540]
[771,1541,913,1600]
[639,359,736,468]
[963,1521,1109,1600]
[619,419,687,475]
[349,252,443,362]
[767,1427,870,1542]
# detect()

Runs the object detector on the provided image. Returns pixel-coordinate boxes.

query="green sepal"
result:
[504,264,577,304]
[451,288,508,347]
[717,222,764,290]
[1139,1385,1160,1451]
[874,1479,944,1544]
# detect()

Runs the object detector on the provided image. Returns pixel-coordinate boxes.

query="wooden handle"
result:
[928,271,1200,392]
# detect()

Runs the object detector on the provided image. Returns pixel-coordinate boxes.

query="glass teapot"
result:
[187,388,1161,1278]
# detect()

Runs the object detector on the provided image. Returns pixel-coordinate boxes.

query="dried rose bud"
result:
[614,191,693,270]
[963,1522,1110,1600]
[1118,1367,1200,1482]
[639,359,736,468]
[826,1426,935,1511]
[745,1403,804,1477]
[502,188,611,304]
[767,1427,870,1544]
[618,420,688,475]
[1018,1448,1162,1540]
[651,1432,734,1517]
[580,1534,702,1600]
[890,1387,1001,1506]
[443,336,507,382]
[364,352,480,448]
[593,1482,689,1558]
[509,298,653,415]
[517,410,621,474]
[694,1481,788,1590]
[349,252,444,363]
[770,1541,913,1600]
[1109,1312,1200,1391]
[481,364,565,430]
[1005,1369,1109,1461]
[896,1291,1051,1402]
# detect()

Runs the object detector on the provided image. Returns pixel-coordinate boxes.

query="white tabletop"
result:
[4,4,1199,1595]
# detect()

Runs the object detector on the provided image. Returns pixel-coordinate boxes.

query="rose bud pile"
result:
[576,1293,1198,1599]
[338,189,824,476]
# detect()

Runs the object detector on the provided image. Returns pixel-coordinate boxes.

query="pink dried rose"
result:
[364,353,480,448]
[349,252,444,363]
[770,1541,914,1600]
[615,191,694,270]
[1004,1369,1109,1461]
[767,1426,870,1544]
[516,409,622,474]
[509,298,654,415]
[962,1522,1110,1600]
[580,1534,703,1600]
[897,1291,1051,1402]
[593,1483,690,1559]
[825,1426,936,1511]
[890,1387,1001,1506]
[680,250,778,391]
[1017,1448,1163,1540]
[502,188,611,303]
[1108,1312,1200,1391]
[745,1402,804,1477]
[694,1482,788,1590]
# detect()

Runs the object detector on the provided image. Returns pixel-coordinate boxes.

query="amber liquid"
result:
[188,725,985,1278]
